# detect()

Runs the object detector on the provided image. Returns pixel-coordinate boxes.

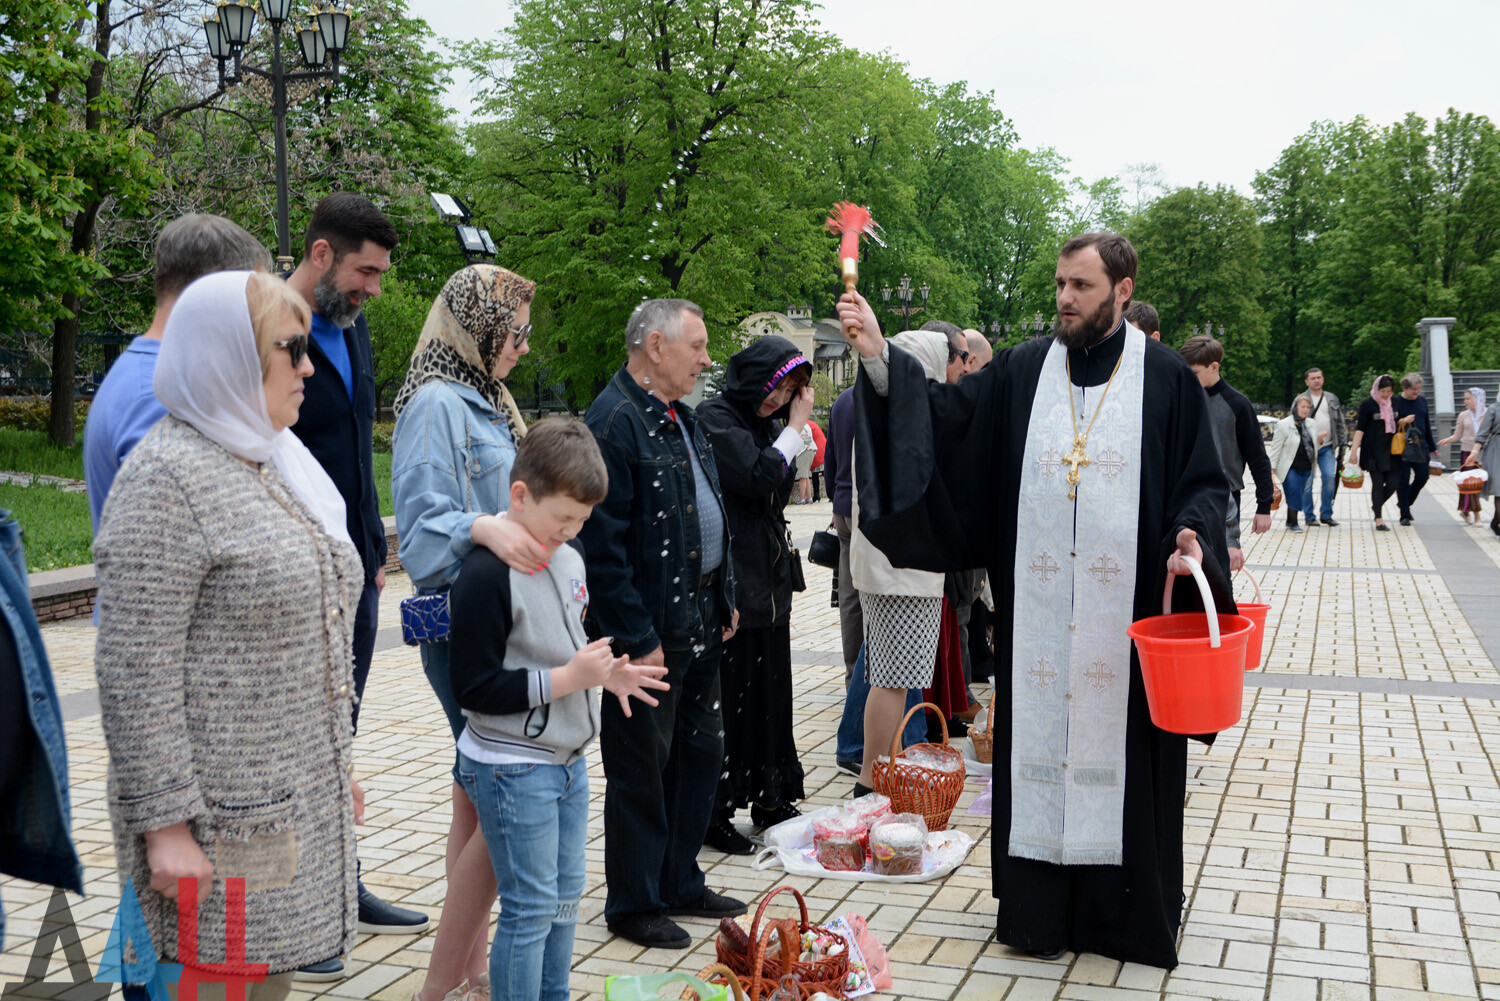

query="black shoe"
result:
[293,958,347,983]
[607,913,691,949]
[1399,516,1413,526]
[835,758,861,776]
[702,817,755,855]
[852,781,874,799]
[1322,518,1339,527]
[1025,947,1067,961]
[667,889,748,919]
[751,802,801,828]
[357,881,431,934]
[1491,519,1500,537]
[1376,523,1391,531]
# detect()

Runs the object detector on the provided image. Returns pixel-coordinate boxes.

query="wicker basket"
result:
[683,964,747,1001]
[871,702,966,830]
[715,886,849,999]
[1459,478,1486,496]
[1429,460,1445,477]
[969,689,996,764]
[1270,482,1283,511]
[1340,466,1365,489]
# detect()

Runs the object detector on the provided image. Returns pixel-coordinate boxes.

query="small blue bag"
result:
[400,593,450,645]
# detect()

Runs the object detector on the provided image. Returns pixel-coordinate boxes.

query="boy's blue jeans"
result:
[836,645,927,765]
[458,752,588,1001]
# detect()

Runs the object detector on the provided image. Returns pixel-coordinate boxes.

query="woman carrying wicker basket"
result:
[848,328,951,801]
[1439,388,1487,525]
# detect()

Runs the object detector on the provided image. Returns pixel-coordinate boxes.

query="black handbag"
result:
[807,527,839,569]
[1402,425,1426,464]
[786,528,807,592]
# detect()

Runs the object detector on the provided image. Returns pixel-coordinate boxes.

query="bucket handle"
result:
[1237,565,1264,604]
[1162,555,1221,649]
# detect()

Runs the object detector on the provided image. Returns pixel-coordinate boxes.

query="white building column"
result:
[1417,317,1457,415]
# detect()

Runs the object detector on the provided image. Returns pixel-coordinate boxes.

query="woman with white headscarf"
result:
[1439,387,1486,525]
[848,328,950,798]
[94,270,362,1000]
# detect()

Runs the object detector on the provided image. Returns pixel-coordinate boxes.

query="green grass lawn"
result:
[0,428,85,480]
[0,431,391,572]
[0,483,94,572]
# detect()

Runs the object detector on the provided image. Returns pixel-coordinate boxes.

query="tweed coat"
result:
[94,416,362,972]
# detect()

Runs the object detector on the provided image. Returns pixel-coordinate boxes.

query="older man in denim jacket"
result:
[579,299,746,950]
[0,513,84,948]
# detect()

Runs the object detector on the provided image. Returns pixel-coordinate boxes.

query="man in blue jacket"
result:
[0,513,84,949]
[285,192,429,980]
[579,299,746,950]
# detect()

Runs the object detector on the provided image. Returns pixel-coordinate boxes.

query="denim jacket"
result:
[392,381,517,591]
[578,366,735,658]
[0,513,84,947]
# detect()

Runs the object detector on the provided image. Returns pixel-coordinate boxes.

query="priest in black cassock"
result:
[836,232,1233,970]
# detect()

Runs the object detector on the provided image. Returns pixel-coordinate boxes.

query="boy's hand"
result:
[603,657,670,718]
[565,637,616,689]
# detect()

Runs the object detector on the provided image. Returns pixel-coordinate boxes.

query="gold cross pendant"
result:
[1063,433,1091,500]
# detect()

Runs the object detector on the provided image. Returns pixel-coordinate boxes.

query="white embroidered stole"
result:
[1008,327,1146,865]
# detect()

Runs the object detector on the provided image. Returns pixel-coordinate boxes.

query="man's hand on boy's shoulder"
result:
[603,656,671,718]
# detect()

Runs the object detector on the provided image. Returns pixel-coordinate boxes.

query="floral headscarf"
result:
[393,265,536,438]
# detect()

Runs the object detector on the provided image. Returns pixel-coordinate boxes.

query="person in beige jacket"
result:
[1266,396,1319,532]
[95,271,364,1000]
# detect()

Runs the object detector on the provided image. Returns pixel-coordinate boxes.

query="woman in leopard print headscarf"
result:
[391,263,550,1001]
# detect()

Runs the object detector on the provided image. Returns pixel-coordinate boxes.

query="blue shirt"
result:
[310,312,354,402]
[83,337,168,535]
[641,395,724,573]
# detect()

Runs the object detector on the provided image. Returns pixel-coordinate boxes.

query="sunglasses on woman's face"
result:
[273,334,309,368]
[509,323,532,350]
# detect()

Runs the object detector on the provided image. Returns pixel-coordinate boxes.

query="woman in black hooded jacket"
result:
[697,335,814,853]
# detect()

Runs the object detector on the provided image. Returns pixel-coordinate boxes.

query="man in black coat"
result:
[285,192,429,980]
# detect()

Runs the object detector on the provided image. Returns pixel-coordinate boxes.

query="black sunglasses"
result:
[510,322,532,350]
[273,334,309,368]
[948,347,971,364]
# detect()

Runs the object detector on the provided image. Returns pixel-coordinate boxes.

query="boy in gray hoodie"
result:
[448,419,669,1001]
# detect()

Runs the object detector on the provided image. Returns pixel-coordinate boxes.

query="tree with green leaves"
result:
[461,0,843,402]
[1129,184,1270,397]
[1307,110,1500,384]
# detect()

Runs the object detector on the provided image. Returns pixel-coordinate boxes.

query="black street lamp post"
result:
[202,0,353,274]
[878,275,929,331]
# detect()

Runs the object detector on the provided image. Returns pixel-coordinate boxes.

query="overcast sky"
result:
[411,0,1499,196]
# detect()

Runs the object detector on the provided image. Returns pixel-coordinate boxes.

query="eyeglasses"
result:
[509,322,532,350]
[273,334,309,368]
[948,347,971,364]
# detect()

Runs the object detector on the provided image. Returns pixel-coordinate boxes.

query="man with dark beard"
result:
[836,232,1232,969]
[285,192,430,981]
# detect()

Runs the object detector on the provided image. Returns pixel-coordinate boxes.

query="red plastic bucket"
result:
[1128,556,1253,734]
[1237,567,1270,671]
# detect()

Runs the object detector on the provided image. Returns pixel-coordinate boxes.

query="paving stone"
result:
[12,491,1500,999]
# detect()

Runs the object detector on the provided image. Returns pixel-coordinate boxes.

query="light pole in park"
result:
[201,0,354,274]
[430,192,498,265]
[879,275,929,331]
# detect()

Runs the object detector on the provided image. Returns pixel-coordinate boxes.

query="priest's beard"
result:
[1054,294,1117,349]
[314,270,364,329]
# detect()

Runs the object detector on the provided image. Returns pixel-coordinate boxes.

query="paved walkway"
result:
[5,473,1500,1000]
